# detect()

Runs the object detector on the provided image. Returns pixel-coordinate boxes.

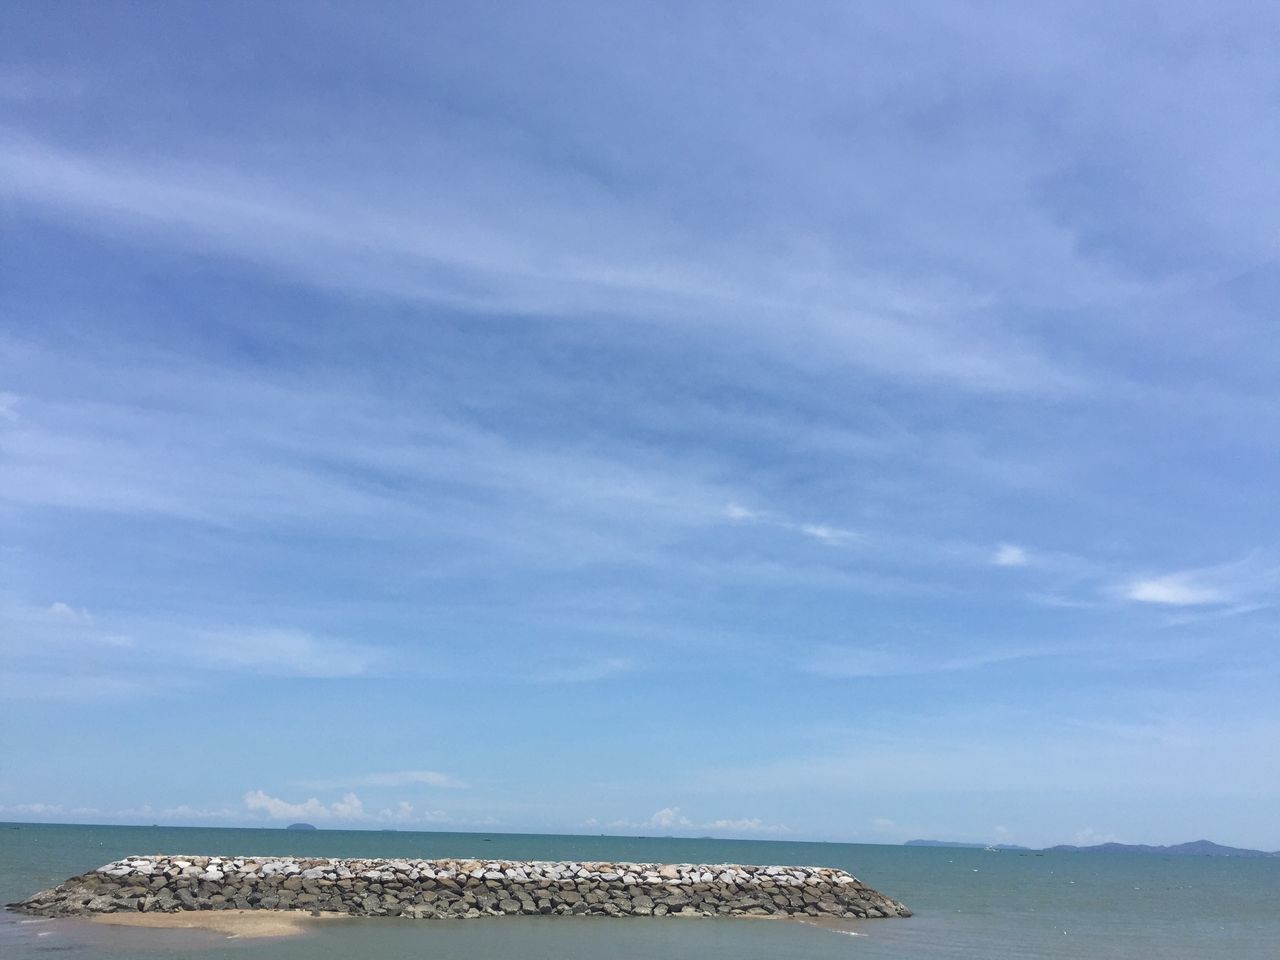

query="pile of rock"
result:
[10,856,910,921]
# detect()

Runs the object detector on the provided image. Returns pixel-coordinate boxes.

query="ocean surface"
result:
[2,822,1277,958]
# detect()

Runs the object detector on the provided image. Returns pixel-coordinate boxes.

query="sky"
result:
[2,1,1279,850]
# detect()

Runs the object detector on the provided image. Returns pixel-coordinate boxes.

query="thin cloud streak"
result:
[724,503,859,547]
[800,643,1055,679]
[1119,555,1280,608]
[299,770,467,790]
[0,599,386,685]
[0,129,1078,395]
[1125,576,1226,606]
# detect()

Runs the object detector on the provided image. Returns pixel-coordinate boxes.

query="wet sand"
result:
[89,909,347,939]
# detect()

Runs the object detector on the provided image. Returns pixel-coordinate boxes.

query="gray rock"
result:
[10,856,910,922]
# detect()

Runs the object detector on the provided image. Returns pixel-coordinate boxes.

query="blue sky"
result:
[2,1,1279,849]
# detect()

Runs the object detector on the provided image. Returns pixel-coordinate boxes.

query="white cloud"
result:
[243,790,330,821]
[0,391,19,421]
[1,797,444,826]
[114,804,155,819]
[243,789,455,826]
[993,543,1028,567]
[725,503,857,547]
[1160,601,1272,626]
[1118,556,1280,609]
[46,601,93,624]
[0,599,382,699]
[330,793,365,819]
[724,503,763,522]
[798,523,857,546]
[1123,574,1227,606]
[0,131,1075,396]
[0,800,239,823]
[647,806,692,829]
[0,801,67,816]
[0,338,742,560]
[373,801,450,824]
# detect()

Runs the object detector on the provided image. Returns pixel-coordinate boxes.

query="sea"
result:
[2,822,1277,959]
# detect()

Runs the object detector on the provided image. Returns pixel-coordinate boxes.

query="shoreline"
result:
[87,908,345,939]
[77,909,843,940]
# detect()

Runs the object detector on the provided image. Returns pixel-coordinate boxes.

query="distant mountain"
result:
[907,838,1278,857]
[285,822,317,831]
[1044,840,1279,858]
[905,840,1031,850]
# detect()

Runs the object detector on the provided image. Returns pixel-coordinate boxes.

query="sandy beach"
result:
[88,909,346,939]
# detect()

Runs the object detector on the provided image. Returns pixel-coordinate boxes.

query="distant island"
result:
[906,838,1279,858]
[1044,840,1280,858]
[284,822,317,831]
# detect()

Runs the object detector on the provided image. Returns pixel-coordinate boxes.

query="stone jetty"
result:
[10,856,911,921]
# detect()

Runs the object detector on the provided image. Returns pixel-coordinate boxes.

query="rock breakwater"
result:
[10,856,911,921]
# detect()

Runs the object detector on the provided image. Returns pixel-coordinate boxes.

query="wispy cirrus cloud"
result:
[0,598,385,694]
[0,342,741,549]
[299,770,467,790]
[800,642,1052,679]
[1124,574,1227,606]
[197,627,383,679]
[724,502,858,546]
[1119,555,1280,609]
[6,1,1280,849]
[0,125,1078,396]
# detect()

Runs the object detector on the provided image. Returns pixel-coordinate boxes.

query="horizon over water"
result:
[3,823,1279,959]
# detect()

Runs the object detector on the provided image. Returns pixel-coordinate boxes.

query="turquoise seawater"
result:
[2,823,1278,958]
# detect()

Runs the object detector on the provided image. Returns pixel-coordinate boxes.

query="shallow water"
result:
[3,823,1278,958]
